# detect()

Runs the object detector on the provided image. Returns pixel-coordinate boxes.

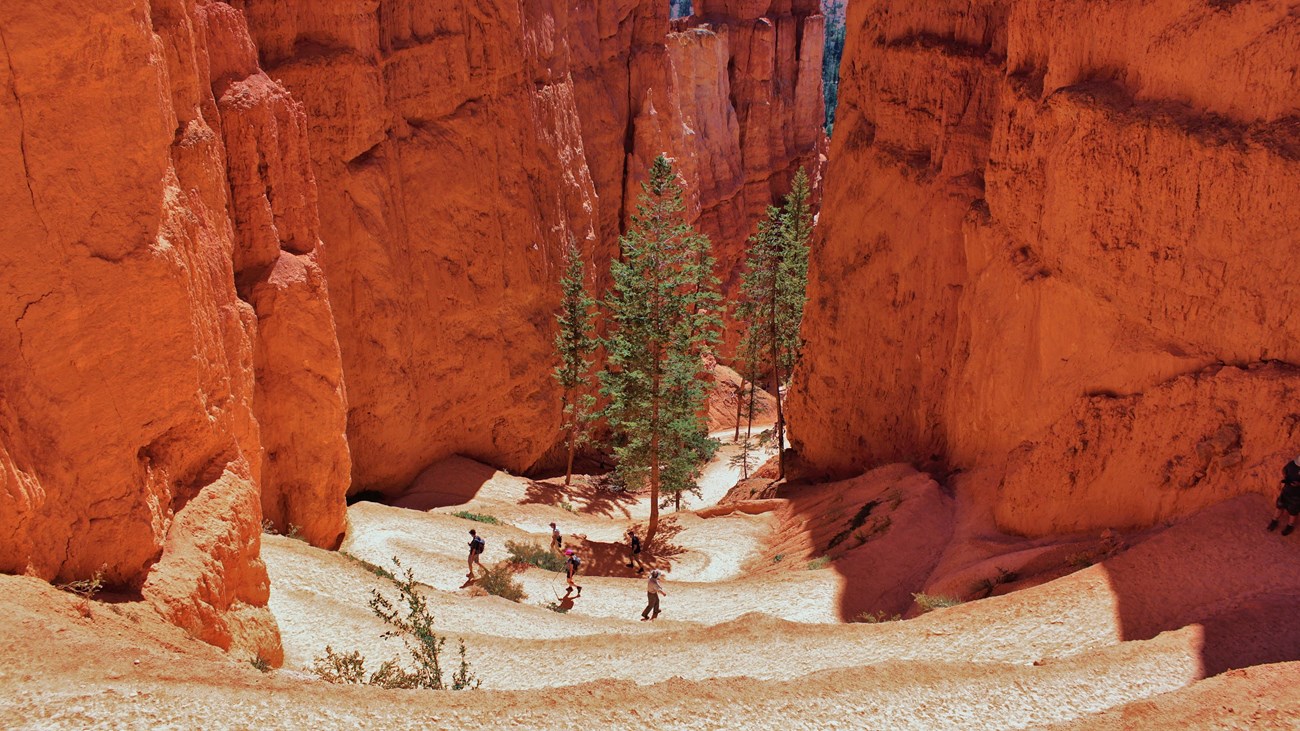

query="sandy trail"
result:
[3,434,1299,728]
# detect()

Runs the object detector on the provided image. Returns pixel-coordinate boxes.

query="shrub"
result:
[477,563,527,603]
[559,501,577,514]
[505,540,564,572]
[971,567,1019,599]
[545,600,569,614]
[854,516,892,546]
[912,593,962,613]
[249,656,273,673]
[854,610,902,624]
[827,500,881,550]
[772,553,785,563]
[311,558,480,690]
[806,556,831,570]
[58,565,106,618]
[340,551,396,581]
[453,511,501,525]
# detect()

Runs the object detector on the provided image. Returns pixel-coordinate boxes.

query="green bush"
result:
[477,563,527,603]
[912,593,962,614]
[452,511,500,525]
[505,540,564,572]
[311,558,480,690]
[806,556,831,570]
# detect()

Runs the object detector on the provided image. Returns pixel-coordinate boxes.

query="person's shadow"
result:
[459,577,476,589]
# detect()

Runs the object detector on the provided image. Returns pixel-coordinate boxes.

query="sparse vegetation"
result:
[807,556,832,570]
[58,565,107,618]
[505,540,565,572]
[311,558,480,690]
[340,551,397,581]
[559,501,577,514]
[249,656,273,673]
[452,511,501,525]
[827,500,882,551]
[1066,552,1096,569]
[854,516,892,546]
[854,610,902,624]
[545,600,570,614]
[477,563,527,603]
[772,553,785,563]
[971,567,1019,599]
[912,593,963,614]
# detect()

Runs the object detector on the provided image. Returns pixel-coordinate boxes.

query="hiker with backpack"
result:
[467,529,486,578]
[625,528,644,574]
[563,549,583,596]
[1267,454,1300,536]
[551,522,563,553]
[642,569,665,621]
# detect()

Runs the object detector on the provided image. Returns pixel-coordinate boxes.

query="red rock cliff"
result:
[789,0,1300,535]
[232,0,825,493]
[0,0,353,660]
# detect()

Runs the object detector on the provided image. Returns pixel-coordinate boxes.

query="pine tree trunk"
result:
[564,423,577,486]
[770,297,785,479]
[733,380,744,441]
[647,368,661,545]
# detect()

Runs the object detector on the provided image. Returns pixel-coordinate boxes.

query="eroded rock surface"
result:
[788,0,1300,534]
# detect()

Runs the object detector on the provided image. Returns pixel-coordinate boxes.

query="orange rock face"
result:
[0,0,351,658]
[234,0,825,493]
[788,0,1300,535]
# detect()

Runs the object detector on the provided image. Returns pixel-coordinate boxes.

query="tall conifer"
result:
[601,155,721,543]
[553,240,598,486]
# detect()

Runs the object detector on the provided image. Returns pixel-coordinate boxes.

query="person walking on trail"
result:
[467,529,486,578]
[626,528,644,574]
[551,522,563,553]
[1267,454,1300,536]
[564,549,583,596]
[642,569,666,621]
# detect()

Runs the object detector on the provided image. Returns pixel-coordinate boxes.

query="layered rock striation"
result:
[789,0,1300,535]
[233,0,825,493]
[0,0,352,660]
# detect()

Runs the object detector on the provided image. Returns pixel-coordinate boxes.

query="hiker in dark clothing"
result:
[625,528,644,574]
[642,569,665,621]
[1267,454,1300,536]
[467,529,485,578]
[564,549,583,596]
[550,522,563,553]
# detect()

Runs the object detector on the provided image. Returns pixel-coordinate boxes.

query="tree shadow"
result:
[567,519,688,578]
[520,476,639,519]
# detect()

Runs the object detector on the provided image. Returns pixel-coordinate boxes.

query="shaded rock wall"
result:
[234,0,825,493]
[0,0,353,659]
[789,0,1300,535]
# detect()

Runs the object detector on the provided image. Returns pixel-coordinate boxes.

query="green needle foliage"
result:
[601,155,721,543]
[736,168,813,478]
[553,239,599,486]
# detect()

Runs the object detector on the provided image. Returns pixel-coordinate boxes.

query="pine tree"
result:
[736,168,813,479]
[601,155,721,543]
[553,240,599,486]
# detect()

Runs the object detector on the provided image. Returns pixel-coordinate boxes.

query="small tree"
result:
[601,155,721,543]
[553,240,600,486]
[736,168,813,479]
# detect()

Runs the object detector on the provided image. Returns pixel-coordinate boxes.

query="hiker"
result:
[1267,454,1300,536]
[625,528,644,573]
[563,549,583,596]
[467,529,486,578]
[642,569,666,621]
[551,522,563,553]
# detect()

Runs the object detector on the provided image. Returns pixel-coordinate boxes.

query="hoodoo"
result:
[3,0,1300,728]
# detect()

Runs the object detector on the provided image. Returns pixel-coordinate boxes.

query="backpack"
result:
[470,536,485,554]
[630,535,641,551]
[568,555,581,569]
[1285,460,1300,487]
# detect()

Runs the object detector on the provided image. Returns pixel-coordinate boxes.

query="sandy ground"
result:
[3,432,1300,729]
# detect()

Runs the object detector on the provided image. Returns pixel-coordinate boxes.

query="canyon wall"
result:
[789,0,1300,535]
[0,0,354,661]
[233,0,826,493]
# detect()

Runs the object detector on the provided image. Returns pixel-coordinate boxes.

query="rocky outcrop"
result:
[0,0,352,659]
[789,0,1300,534]
[234,0,825,493]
